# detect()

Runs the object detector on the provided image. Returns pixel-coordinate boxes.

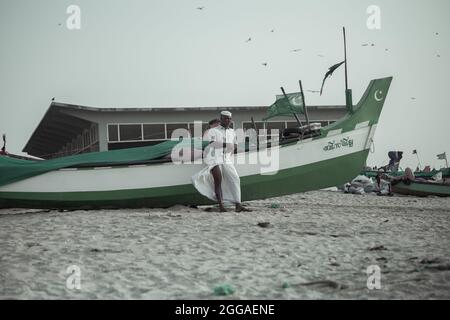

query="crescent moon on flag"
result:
[290,96,302,106]
[374,90,384,102]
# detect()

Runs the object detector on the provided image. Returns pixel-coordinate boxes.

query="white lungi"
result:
[191,126,241,204]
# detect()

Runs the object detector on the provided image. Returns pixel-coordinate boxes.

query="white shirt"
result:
[203,125,236,165]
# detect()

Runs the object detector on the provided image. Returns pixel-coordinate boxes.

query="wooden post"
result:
[280,87,303,128]
[299,80,309,126]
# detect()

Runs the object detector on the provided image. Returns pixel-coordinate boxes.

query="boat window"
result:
[143,124,166,140]
[108,124,119,142]
[91,125,98,143]
[83,130,90,147]
[167,123,189,140]
[188,122,208,138]
[119,124,142,141]
[70,138,75,152]
[242,121,264,132]
[77,135,82,151]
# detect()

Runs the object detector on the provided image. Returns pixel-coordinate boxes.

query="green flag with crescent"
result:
[263,92,304,121]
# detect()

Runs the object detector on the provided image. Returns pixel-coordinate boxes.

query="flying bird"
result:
[437,54,441,58]
[361,43,369,47]
[306,90,320,93]
[320,60,345,95]
[411,97,416,100]
[291,49,302,52]
[262,62,268,66]
[371,43,375,47]
[245,37,252,42]
[196,6,205,10]
[270,29,274,33]
[317,54,324,58]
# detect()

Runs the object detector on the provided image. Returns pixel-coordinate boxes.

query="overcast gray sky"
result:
[0,0,449,169]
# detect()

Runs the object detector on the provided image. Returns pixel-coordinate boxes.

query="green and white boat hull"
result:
[0,77,392,209]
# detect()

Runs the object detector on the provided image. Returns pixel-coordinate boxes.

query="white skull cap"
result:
[220,111,232,117]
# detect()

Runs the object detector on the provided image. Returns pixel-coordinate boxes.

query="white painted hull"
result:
[0,125,374,193]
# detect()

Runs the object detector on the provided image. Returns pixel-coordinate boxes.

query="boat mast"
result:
[343,27,348,91]
[343,27,353,112]
[280,87,303,127]
[250,116,259,149]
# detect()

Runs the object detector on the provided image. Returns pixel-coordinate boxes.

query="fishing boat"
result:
[363,168,450,180]
[391,179,450,197]
[361,153,450,181]
[0,77,393,209]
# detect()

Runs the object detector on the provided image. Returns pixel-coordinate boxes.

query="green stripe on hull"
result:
[0,150,368,209]
[241,149,369,201]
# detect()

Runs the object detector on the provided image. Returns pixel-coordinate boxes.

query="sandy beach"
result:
[1,190,449,300]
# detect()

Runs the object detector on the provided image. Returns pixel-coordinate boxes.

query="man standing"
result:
[192,111,250,212]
